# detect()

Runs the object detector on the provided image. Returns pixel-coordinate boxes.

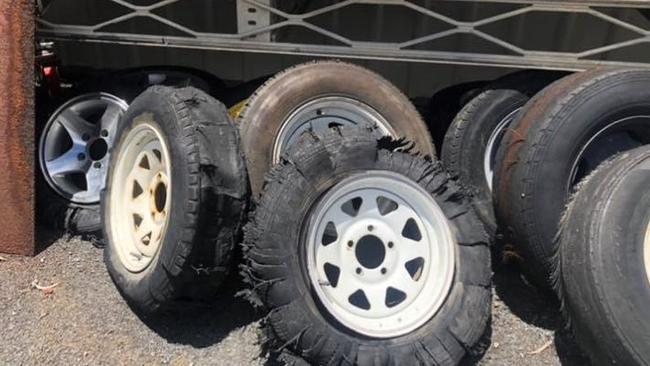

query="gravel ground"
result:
[1,234,591,366]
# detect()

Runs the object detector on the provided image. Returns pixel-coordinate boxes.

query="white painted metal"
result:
[306,171,456,338]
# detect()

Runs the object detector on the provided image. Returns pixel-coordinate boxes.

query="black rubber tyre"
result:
[37,67,221,236]
[238,60,436,199]
[493,68,650,288]
[102,86,247,313]
[241,126,490,366]
[426,80,487,154]
[556,146,650,366]
[441,71,567,235]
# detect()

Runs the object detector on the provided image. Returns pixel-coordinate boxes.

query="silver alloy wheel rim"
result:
[109,117,171,273]
[272,96,394,164]
[39,93,128,204]
[483,108,520,191]
[306,171,456,338]
[643,221,650,283]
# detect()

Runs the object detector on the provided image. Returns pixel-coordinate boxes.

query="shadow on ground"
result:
[493,263,591,366]
[136,271,262,349]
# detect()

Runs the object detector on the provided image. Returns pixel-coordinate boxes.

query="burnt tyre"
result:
[238,60,435,198]
[493,68,650,287]
[556,146,650,365]
[441,71,566,234]
[242,127,490,365]
[38,67,220,235]
[102,86,247,313]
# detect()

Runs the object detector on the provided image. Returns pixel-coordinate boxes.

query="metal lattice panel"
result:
[37,0,650,70]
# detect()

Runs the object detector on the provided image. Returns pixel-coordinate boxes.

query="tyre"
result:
[556,146,650,365]
[238,60,436,198]
[441,71,566,234]
[242,126,490,365]
[426,80,487,154]
[493,68,650,287]
[102,86,247,313]
[37,67,221,235]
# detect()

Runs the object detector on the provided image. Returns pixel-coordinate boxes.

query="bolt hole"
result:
[248,7,257,13]
[356,267,362,275]
[248,20,257,26]
[367,225,374,232]
[388,241,394,248]
[347,240,353,247]
[77,153,86,161]
[100,129,108,137]
[381,268,387,275]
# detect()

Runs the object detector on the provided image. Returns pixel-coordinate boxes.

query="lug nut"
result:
[100,129,109,137]
[381,268,387,275]
[77,153,86,161]
[347,240,354,247]
[94,162,101,169]
[388,241,394,248]
[367,225,374,232]
[356,267,362,274]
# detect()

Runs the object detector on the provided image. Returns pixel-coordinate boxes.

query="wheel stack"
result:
[89,60,650,365]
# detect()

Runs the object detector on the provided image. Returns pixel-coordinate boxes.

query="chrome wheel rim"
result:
[39,93,128,204]
[306,172,456,338]
[109,117,171,273]
[483,108,520,191]
[272,96,394,164]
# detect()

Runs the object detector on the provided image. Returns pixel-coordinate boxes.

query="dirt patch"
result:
[0,236,590,365]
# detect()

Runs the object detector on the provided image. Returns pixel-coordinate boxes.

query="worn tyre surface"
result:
[493,68,650,287]
[238,60,436,199]
[102,86,247,313]
[242,126,490,366]
[556,146,650,366]
[442,71,566,235]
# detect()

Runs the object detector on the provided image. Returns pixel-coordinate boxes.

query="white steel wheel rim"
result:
[39,93,128,204]
[272,96,394,164]
[306,171,456,338]
[109,118,171,273]
[483,108,520,191]
[643,217,650,283]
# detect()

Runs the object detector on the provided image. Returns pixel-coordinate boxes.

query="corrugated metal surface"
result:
[40,1,650,96]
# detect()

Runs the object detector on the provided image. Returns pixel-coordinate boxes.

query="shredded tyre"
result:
[242,126,490,366]
[37,67,221,236]
[102,86,247,313]
[556,146,650,365]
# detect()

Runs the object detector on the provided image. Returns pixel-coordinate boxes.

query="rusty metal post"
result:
[0,0,35,255]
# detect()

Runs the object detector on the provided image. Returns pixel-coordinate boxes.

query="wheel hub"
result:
[109,119,171,273]
[306,172,456,338]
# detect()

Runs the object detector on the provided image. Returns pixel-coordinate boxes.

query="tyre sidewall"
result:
[524,79,650,259]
